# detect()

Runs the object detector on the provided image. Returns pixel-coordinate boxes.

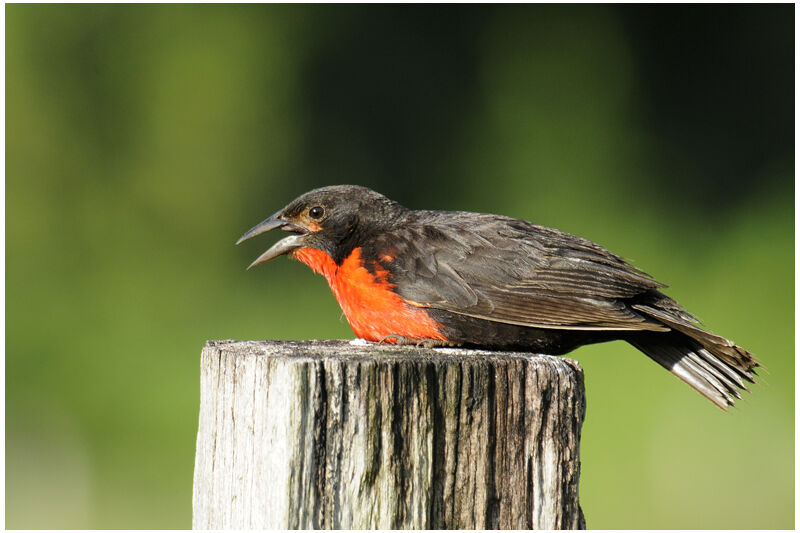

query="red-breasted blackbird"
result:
[237,185,758,410]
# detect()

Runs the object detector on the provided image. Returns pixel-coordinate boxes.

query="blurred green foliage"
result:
[6,5,793,529]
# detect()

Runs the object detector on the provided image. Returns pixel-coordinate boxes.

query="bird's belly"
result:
[294,247,447,342]
[426,308,620,354]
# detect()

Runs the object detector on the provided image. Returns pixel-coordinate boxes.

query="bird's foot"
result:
[378,334,461,349]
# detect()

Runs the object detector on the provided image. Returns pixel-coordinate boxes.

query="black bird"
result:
[238,185,759,410]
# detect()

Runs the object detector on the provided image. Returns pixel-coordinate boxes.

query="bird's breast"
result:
[292,247,447,342]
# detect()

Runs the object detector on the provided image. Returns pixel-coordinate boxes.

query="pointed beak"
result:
[236,211,286,245]
[236,211,309,269]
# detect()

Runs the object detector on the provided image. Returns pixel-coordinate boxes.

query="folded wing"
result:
[379,212,673,332]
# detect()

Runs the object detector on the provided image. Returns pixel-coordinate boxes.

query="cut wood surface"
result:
[192,340,586,529]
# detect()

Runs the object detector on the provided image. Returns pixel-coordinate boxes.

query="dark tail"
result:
[627,303,759,411]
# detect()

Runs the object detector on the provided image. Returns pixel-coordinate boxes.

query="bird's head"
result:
[237,185,404,268]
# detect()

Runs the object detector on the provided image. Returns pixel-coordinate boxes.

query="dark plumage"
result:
[239,185,759,410]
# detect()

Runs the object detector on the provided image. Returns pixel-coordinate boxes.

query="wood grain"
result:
[192,340,586,529]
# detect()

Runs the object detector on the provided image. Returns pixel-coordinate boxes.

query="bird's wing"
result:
[377,212,671,332]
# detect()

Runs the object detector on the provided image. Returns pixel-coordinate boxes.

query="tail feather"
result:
[627,302,759,411]
[633,303,758,378]
[629,335,740,409]
[684,349,742,399]
[696,347,748,390]
[627,297,759,411]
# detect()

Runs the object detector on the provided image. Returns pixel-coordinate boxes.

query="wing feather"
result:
[380,212,669,332]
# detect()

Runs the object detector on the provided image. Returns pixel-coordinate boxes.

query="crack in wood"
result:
[193,340,585,530]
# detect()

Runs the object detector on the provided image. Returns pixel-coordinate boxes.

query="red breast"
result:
[292,247,448,343]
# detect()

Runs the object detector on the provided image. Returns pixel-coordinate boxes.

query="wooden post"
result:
[192,340,586,530]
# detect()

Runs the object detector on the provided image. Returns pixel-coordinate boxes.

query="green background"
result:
[6,5,793,529]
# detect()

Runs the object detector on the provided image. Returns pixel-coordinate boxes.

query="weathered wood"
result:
[193,340,586,529]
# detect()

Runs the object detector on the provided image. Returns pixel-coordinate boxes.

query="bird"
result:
[237,185,758,410]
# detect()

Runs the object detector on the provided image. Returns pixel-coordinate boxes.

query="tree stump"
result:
[192,340,586,529]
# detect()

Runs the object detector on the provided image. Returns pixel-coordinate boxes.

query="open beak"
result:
[236,211,309,269]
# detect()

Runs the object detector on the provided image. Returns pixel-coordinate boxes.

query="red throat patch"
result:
[291,247,448,343]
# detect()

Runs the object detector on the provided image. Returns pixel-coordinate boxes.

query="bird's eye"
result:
[308,206,325,220]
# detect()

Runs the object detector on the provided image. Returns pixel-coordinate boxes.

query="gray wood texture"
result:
[193,340,586,529]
